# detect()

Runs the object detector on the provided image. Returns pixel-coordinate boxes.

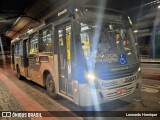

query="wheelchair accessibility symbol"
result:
[119,54,127,65]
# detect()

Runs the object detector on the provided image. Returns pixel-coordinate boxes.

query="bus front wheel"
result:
[46,74,57,99]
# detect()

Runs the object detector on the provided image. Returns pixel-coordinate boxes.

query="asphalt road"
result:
[0,64,160,120]
[141,63,160,80]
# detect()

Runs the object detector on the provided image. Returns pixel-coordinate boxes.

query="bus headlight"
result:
[86,73,95,81]
[86,73,101,89]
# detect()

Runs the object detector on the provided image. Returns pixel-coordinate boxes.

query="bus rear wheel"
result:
[16,66,22,80]
[46,74,57,99]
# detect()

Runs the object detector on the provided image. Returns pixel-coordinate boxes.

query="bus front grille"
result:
[106,87,134,100]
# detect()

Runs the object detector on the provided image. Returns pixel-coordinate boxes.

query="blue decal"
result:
[119,54,127,65]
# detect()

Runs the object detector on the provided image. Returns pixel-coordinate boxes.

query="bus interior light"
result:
[127,52,131,55]
[128,16,133,25]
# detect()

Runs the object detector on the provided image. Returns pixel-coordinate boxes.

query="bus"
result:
[11,5,141,106]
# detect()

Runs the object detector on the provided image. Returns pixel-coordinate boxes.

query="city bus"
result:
[11,5,141,106]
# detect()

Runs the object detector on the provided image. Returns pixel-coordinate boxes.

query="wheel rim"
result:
[48,79,54,92]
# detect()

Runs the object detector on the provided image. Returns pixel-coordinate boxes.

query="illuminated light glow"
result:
[74,88,78,93]
[27,29,33,34]
[134,30,138,33]
[61,75,65,78]
[87,73,95,80]
[116,41,119,44]
[158,5,160,8]
[109,24,113,30]
[75,8,78,12]
[81,26,89,31]
[83,0,106,110]
[72,80,78,93]
[138,67,141,71]
[128,16,133,25]
[127,52,131,55]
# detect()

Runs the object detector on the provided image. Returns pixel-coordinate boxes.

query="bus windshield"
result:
[79,9,139,80]
[80,22,138,64]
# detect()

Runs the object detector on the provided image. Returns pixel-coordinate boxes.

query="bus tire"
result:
[16,66,22,80]
[46,74,57,99]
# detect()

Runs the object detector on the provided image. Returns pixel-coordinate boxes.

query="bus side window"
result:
[18,41,23,56]
[29,33,38,53]
[46,28,53,52]
[39,27,53,52]
[15,42,19,55]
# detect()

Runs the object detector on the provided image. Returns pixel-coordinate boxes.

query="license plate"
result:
[116,88,126,94]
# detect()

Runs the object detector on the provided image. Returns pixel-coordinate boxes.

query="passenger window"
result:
[29,33,38,53]
[40,27,53,52]
[18,41,23,55]
[15,43,19,55]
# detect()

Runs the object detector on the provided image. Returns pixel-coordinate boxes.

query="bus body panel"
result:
[78,70,141,106]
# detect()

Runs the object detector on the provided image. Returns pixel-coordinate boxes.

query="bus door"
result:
[56,22,73,97]
[23,39,29,77]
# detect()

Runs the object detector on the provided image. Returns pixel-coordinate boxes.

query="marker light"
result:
[72,80,78,93]
[74,88,78,93]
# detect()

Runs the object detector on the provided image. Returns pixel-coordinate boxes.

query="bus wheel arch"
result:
[43,71,57,99]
